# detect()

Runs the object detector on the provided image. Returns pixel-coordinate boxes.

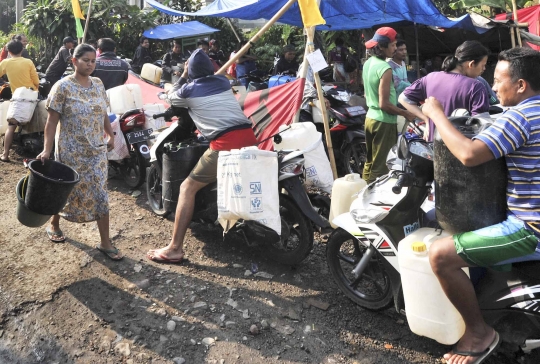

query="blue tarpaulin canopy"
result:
[145,0,489,33]
[143,20,220,40]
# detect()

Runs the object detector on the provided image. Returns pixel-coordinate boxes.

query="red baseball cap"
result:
[365,27,397,49]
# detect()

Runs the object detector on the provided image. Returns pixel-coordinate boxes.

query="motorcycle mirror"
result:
[397,135,410,160]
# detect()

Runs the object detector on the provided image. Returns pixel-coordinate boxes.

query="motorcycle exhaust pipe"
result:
[351,244,377,278]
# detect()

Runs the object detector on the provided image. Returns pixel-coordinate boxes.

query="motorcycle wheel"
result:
[146,165,171,217]
[343,142,367,175]
[326,228,393,310]
[120,149,146,189]
[264,196,314,265]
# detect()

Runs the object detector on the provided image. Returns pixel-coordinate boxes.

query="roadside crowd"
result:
[2,27,540,364]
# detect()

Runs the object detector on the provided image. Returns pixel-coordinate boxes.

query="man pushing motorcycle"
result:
[146,49,257,263]
[423,47,540,364]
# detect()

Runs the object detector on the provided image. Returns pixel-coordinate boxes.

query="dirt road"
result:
[0,151,536,364]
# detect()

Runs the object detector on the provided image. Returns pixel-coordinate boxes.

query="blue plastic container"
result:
[268,75,296,88]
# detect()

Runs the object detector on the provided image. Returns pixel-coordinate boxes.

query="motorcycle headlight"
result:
[280,162,304,175]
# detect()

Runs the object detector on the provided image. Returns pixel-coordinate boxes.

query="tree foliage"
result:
[19,0,159,65]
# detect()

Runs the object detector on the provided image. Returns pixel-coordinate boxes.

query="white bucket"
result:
[398,228,468,345]
[329,173,366,228]
[107,84,144,115]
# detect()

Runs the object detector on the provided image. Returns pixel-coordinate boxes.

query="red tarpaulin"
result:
[125,71,168,107]
[236,79,306,151]
[495,5,540,50]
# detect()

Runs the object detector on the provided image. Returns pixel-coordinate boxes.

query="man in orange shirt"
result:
[0,40,39,162]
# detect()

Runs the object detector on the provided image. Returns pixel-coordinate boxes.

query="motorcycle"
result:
[300,83,367,176]
[146,106,331,265]
[326,118,540,357]
[108,108,151,188]
[0,76,50,155]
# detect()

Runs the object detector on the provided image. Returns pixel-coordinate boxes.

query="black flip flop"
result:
[451,331,501,364]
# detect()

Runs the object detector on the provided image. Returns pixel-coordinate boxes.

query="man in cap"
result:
[362,27,415,184]
[273,44,299,75]
[45,36,76,87]
[147,49,257,264]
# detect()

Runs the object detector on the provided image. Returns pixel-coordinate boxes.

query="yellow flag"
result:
[72,0,85,20]
[298,0,326,28]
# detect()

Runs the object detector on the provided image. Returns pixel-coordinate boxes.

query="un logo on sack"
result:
[250,197,262,211]
[233,184,243,195]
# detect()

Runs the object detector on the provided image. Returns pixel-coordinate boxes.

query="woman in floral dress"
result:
[37,44,122,260]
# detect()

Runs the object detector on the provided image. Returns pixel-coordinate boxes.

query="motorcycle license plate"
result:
[126,128,153,144]
[345,106,366,117]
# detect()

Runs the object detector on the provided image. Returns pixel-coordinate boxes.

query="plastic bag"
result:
[107,117,130,161]
[217,147,281,235]
[6,87,39,125]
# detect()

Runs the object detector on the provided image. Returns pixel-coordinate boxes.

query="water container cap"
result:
[411,242,427,252]
[345,173,361,182]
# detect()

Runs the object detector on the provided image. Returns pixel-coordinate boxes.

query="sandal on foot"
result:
[46,227,65,242]
[96,245,123,261]
[0,156,10,162]
[146,250,184,264]
[451,331,502,364]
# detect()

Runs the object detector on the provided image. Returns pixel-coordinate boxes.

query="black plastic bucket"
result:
[25,159,80,215]
[16,176,52,227]
[434,116,507,234]
[162,142,208,212]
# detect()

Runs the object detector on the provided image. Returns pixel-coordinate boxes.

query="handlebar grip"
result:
[392,174,406,194]
[153,113,166,119]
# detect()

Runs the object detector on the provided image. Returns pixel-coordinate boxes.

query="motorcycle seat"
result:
[119,108,143,121]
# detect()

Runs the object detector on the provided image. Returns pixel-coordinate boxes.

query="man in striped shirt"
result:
[422,47,540,364]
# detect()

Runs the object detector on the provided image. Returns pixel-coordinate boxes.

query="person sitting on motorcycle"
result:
[131,36,152,74]
[92,38,129,90]
[208,39,226,66]
[0,40,39,162]
[0,34,30,62]
[423,47,540,364]
[273,44,299,76]
[45,36,76,87]
[147,49,257,263]
[160,39,184,86]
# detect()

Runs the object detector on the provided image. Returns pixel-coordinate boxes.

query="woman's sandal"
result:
[96,245,123,261]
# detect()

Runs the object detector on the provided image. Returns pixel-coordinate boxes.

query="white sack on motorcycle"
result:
[6,87,39,125]
[217,147,281,235]
[107,118,130,160]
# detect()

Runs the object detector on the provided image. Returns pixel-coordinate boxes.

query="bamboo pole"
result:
[226,18,242,43]
[82,0,94,44]
[510,27,516,48]
[216,0,298,75]
[511,0,522,47]
[305,26,338,179]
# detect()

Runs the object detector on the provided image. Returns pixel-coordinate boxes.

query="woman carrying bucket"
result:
[36,44,122,261]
